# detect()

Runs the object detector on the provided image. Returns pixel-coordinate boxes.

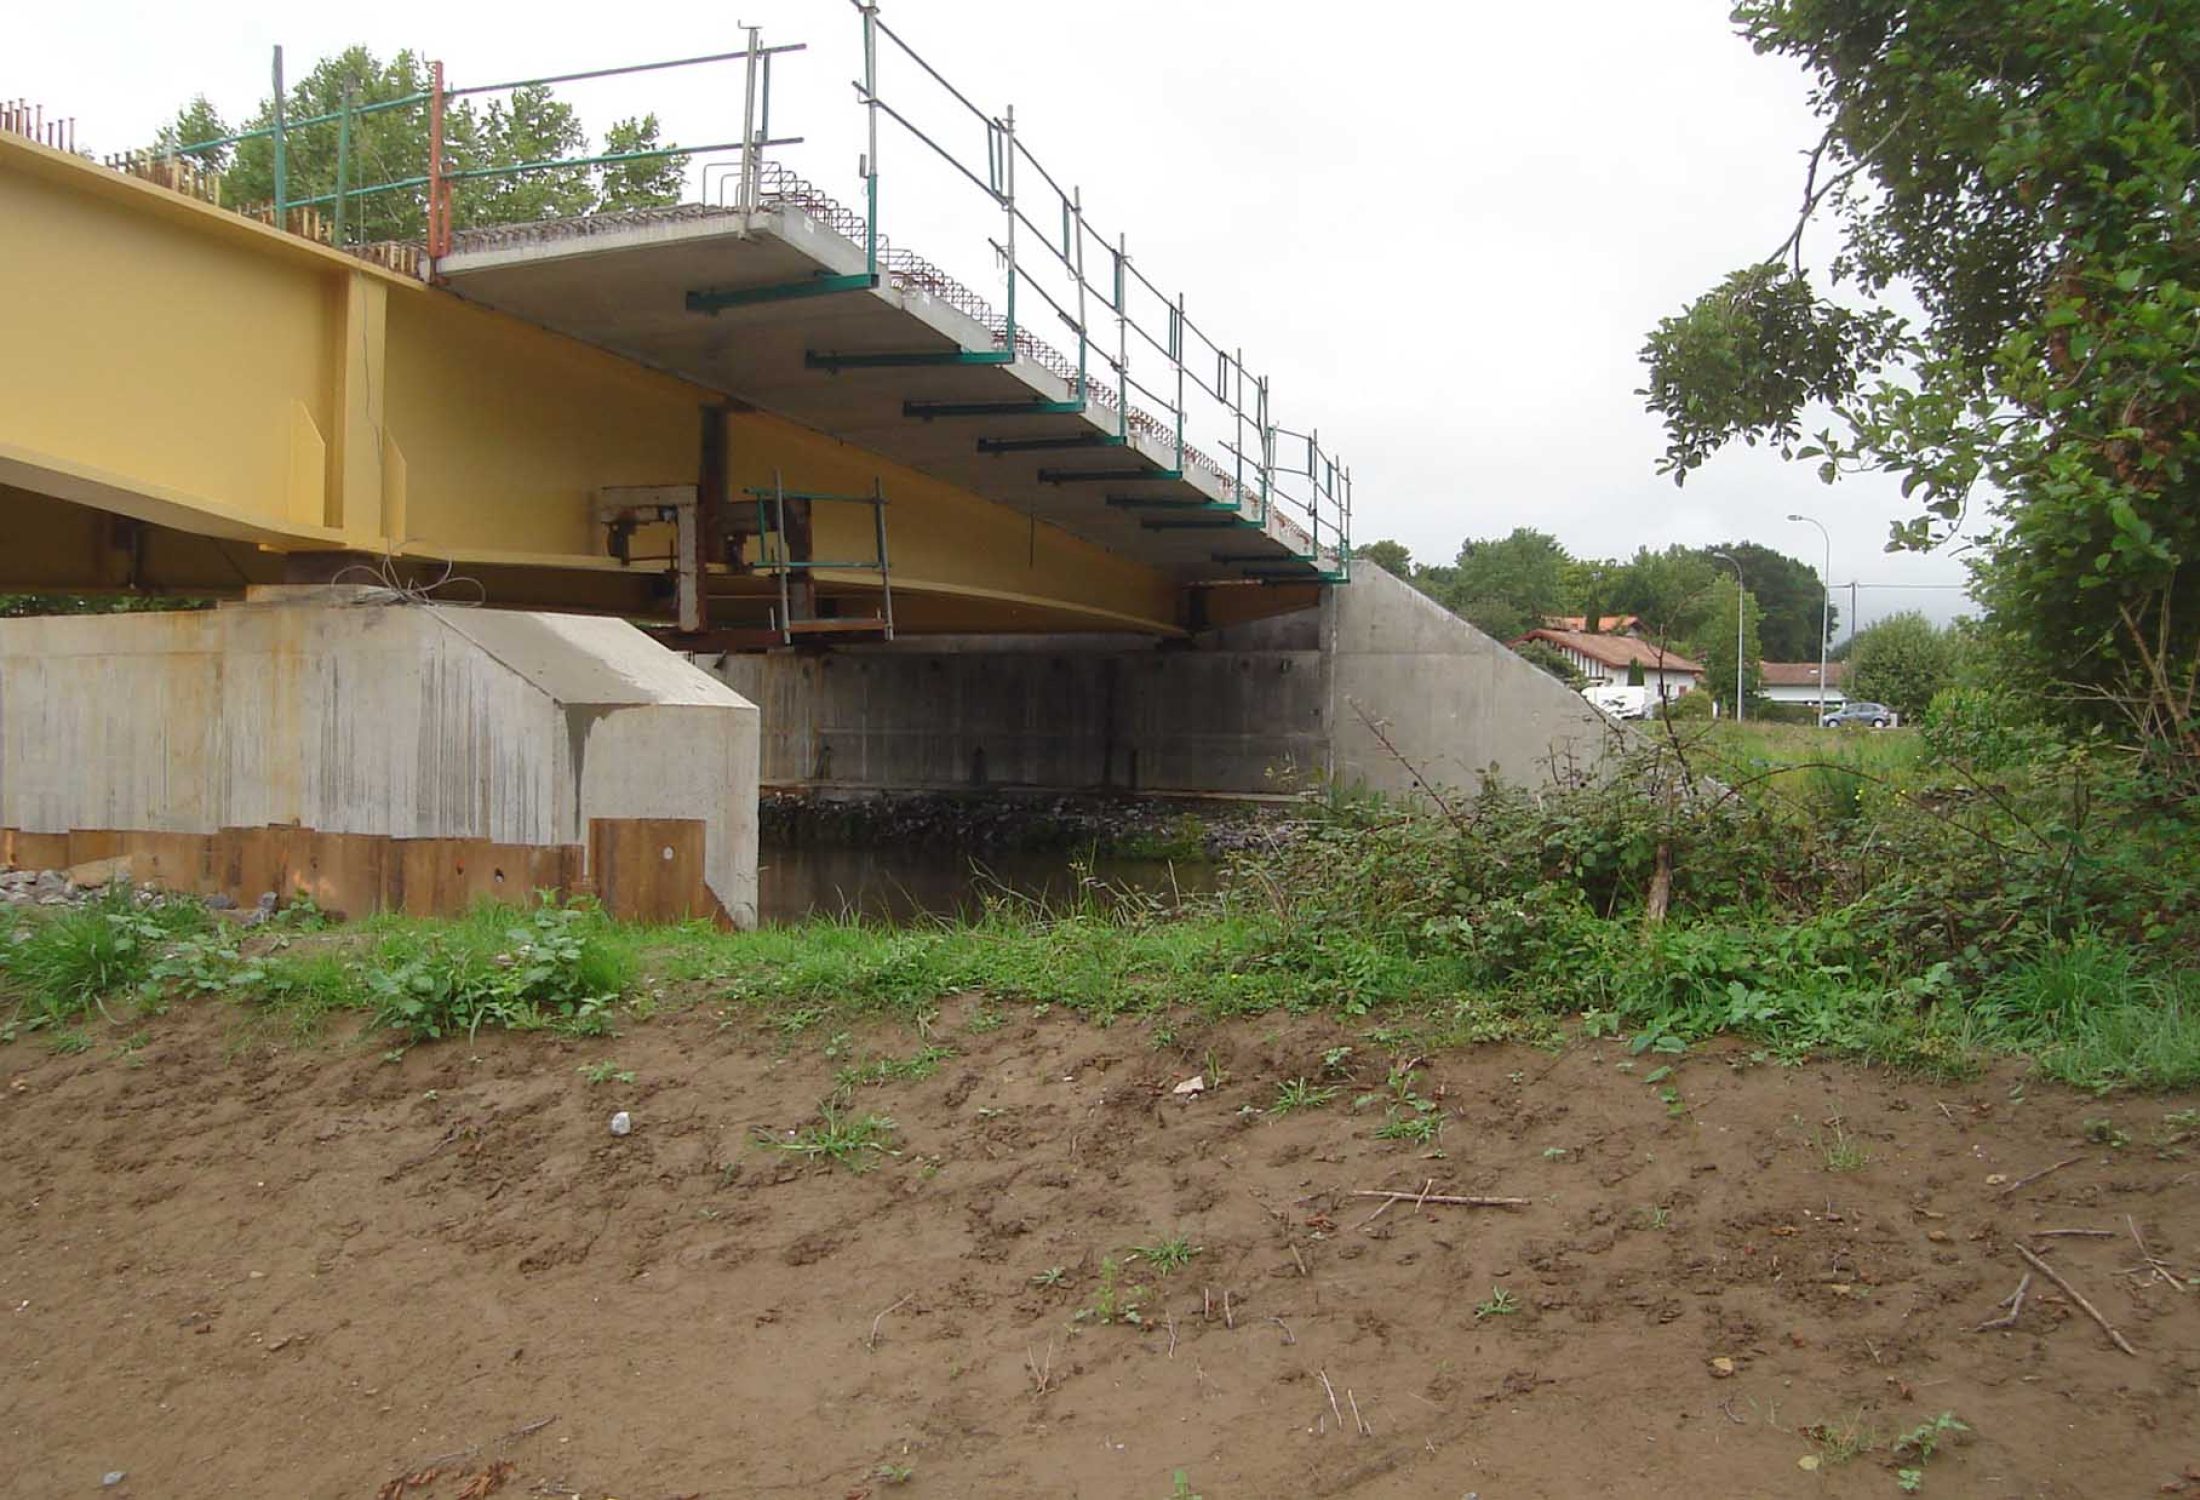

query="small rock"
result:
[102,1472,126,1487]
[1984,1173,2009,1187]
[609,1111,633,1137]
[1171,1075,1206,1097]
[203,892,237,911]
[1797,1454,1821,1472]
[1708,1356,1737,1378]
[1926,1229,1952,1244]
[255,891,279,912]
[33,870,68,898]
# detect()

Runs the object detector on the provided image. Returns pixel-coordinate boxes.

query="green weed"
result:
[1129,1234,1202,1274]
[1077,1255,1146,1326]
[578,1059,635,1086]
[1473,1287,1518,1319]
[768,1109,899,1171]
[1270,1077,1339,1116]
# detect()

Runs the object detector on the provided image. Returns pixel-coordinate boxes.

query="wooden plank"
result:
[395,839,584,918]
[588,817,712,924]
[8,831,75,872]
[66,829,127,866]
[215,826,302,909]
[289,831,398,921]
[119,831,217,895]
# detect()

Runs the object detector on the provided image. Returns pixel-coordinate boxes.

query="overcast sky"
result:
[16,0,1979,637]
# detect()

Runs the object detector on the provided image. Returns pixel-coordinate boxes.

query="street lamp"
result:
[1786,512,1832,722]
[1710,550,1744,724]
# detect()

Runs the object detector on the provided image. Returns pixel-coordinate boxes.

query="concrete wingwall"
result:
[0,589,761,924]
[700,565,1615,799]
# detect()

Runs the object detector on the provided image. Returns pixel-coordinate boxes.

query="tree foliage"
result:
[1642,0,2200,709]
[1353,539,1414,577]
[1693,573,1765,714]
[1850,610,1958,718]
[157,47,689,243]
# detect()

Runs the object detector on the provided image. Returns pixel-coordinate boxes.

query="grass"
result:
[1270,1077,1339,1115]
[1473,1287,1519,1320]
[768,1108,899,1171]
[1128,1234,1202,1274]
[1818,1121,1870,1172]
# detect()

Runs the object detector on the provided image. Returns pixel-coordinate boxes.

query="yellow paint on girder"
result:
[0,131,1184,633]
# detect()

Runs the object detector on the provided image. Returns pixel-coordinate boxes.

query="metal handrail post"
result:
[332,83,353,247]
[270,47,287,229]
[427,60,448,258]
[739,25,762,213]
[1114,234,1129,441]
[1001,105,1017,356]
[1071,186,1088,400]
[1172,293,1186,472]
[860,3,880,283]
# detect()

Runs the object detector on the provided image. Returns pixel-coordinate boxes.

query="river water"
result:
[755,843,1219,925]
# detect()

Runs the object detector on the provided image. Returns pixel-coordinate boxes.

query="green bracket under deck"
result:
[1139,516,1254,531]
[1213,551,1317,565]
[687,272,875,313]
[1104,496,1239,512]
[974,433,1124,455]
[902,398,1087,420]
[806,349,1016,372]
[1037,467,1185,485]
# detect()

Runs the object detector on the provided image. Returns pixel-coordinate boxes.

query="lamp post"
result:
[1711,550,1744,724]
[1786,512,1832,722]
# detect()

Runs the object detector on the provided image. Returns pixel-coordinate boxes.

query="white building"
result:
[1516,627,1705,701]
[1759,660,1848,711]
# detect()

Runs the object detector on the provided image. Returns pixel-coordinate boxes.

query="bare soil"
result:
[3,1001,2197,1498]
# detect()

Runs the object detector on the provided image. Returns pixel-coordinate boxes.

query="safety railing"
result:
[101,4,1350,574]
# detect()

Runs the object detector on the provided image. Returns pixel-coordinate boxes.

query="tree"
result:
[1690,574,1764,716]
[1640,2,2200,713]
[1849,611,1956,719]
[1353,539,1414,578]
[1695,541,1833,660]
[157,96,232,173]
[1431,528,1571,632]
[468,84,592,225]
[1607,545,1714,651]
[598,113,688,213]
[158,47,690,243]
[1514,640,1586,689]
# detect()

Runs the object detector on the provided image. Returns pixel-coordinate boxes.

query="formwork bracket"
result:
[687,271,875,314]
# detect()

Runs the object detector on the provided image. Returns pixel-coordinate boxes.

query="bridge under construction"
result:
[0,5,1611,925]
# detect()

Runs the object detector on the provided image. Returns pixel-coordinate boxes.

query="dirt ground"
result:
[3,998,2196,1499]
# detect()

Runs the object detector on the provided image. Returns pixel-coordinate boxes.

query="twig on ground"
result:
[1166,1311,1178,1358]
[408,1415,558,1472]
[1414,1178,1436,1213]
[1934,1101,1958,1125]
[1026,1341,1054,1396]
[2032,1228,2115,1239]
[1318,1368,1344,1431]
[1719,1399,1747,1425]
[1267,1314,1296,1346]
[1973,1272,2031,1331]
[1202,1286,1213,1322]
[1353,1196,1398,1233]
[1998,1156,2084,1196]
[2126,1215,2187,1289]
[1348,1387,1372,1437]
[2015,1243,2139,1356]
[1223,1289,1236,1329]
[866,1294,913,1352]
[1349,1190,1529,1209]
[1290,1244,1309,1277]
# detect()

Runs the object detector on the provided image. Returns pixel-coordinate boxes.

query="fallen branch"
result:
[2015,1243,2138,1356]
[1998,1155,2083,1196]
[1349,1190,1528,1209]
[1972,1272,2031,1331]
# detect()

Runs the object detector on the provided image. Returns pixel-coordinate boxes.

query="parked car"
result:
[1821,701,1895,728]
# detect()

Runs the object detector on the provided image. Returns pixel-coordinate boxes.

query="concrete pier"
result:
[0,587,760,924]
[704,566,1615,798]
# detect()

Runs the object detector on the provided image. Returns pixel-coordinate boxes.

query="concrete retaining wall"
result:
[0,588,761,923]
[701,566,1614,799]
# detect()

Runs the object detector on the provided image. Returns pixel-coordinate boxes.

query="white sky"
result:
[14,0,1981,638]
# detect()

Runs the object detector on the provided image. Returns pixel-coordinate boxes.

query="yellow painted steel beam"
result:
[0,133,1193,636]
